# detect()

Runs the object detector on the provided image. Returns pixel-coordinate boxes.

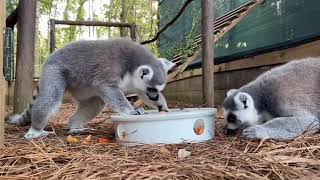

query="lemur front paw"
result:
[5,114,30,126]
[24,128,54,139]
[242,125,269,140]
[130,107,146,115]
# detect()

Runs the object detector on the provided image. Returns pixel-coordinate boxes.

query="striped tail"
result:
[5,86,39,126]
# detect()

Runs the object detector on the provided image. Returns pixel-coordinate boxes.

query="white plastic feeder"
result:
[111,108,217,146]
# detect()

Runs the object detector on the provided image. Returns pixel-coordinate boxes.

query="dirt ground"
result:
[1,102,319,179]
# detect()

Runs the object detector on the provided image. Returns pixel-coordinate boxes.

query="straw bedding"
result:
[1,103,319,179]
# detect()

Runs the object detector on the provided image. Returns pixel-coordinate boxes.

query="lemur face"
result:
[128,58,175,111]
[223,90,260,135]
[133,58,175,91]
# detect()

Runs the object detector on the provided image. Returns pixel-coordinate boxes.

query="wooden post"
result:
[130,24,136,41]
[0,0,6,147]
[13,0,37,113]
[50,19,56,53]
[201,0,214,107]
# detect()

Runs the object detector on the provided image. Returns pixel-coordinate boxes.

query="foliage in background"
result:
[6,0,159,77]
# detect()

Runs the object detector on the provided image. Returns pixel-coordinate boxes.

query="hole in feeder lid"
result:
[193,119,205,135]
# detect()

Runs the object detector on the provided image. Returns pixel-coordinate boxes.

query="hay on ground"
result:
[1,103,319,179]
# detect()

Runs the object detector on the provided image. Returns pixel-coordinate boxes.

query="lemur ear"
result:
[226,89,237,97]
[158,58,176,72]
[137,65,153,80]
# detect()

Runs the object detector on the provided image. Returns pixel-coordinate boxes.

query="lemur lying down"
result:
[223,57,320,140]
[6,38,175,139]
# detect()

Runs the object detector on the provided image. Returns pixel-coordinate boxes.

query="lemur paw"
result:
[24,128,53,139]
[5,114,30,126]
[242,125,269,140]
[130,107,146,115]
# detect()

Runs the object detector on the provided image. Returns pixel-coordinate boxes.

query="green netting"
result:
[158,0,320,67]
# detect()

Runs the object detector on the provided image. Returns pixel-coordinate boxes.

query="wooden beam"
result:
[130,25,136,41]
[13,0,37,113]
[49,19,56,53]
[0,0,6,147]
[50,20,137,50]
[201,0,214,107]
[169,39,320,82]
[54,20,133,27]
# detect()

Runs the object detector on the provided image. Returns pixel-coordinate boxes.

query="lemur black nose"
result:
[227,113,237,123]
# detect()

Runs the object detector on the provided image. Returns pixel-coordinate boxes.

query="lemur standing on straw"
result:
[6,38,175,139]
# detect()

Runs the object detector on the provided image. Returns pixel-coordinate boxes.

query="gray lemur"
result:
[6,38,175,139]
[223,57,320,140]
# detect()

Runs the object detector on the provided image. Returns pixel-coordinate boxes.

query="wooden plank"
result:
[201,0,214,107]
[0,0,6,147]
[49,19,56,53]
[169,39,320,82]
[130,25,136,41]
[54,20,133,27]
[13,0,37,113]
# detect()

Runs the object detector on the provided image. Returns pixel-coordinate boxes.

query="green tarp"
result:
[158,0,320,68]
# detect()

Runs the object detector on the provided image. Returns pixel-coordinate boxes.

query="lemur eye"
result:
[239,95,248,109]
[140,68,149,79]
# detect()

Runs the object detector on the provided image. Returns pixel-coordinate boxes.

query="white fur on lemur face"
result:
[119,58,174,93]
[223,90,260,135]
[119,58,175,111]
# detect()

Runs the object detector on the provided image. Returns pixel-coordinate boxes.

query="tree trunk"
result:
[120,0,127,37]
[13,0,37,113]
[108,0,113,38]
[201,0,214,107]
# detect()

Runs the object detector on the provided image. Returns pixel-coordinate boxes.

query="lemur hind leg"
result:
[68,96,105,134]
[243,115,320,140]
[24,66,66,139]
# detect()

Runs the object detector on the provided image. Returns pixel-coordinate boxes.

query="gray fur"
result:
[223,57,320,140]
[6,38,174,139]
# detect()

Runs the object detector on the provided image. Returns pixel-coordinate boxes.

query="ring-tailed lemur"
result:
[6,38,176,139]
[223,57,320,140]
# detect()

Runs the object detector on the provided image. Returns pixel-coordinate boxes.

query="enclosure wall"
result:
[163,39,320,105]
